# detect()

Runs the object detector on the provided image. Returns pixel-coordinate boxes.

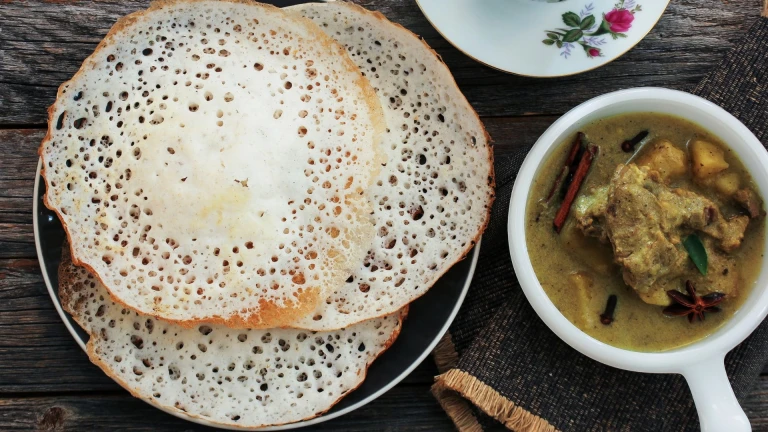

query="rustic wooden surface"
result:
[1,0,767,430]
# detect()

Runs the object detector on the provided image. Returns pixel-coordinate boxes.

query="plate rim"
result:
[33,158,480,430]
[414,0,671,78]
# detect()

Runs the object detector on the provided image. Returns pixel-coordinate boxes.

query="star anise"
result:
[663,280,725,323]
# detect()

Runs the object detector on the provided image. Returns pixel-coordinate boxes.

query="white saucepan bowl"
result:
[508,87,768,432]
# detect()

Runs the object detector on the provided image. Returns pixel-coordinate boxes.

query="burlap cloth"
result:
[431,13,768,432]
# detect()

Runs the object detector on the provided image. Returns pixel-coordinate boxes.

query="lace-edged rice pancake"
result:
[40,0,385,328]
[59,245,405,428]
[287,2,494,330]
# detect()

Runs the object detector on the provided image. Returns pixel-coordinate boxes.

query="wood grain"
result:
[0,0,762,124]
[0,384,453,431]
[1,0,768,429]
[0,376,764,431]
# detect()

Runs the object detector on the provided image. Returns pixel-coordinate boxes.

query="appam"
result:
[58,245,405,429]
[40,0,385,328]
[287,2,494,330]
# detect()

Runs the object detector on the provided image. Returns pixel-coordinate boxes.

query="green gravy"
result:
[525,113,765,352]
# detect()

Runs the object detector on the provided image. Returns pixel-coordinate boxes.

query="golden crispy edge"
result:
[59,243,407,428]
[283,2,496,331]
[41,0,385,329]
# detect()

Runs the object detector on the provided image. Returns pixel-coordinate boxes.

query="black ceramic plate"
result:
[34,159,477,430]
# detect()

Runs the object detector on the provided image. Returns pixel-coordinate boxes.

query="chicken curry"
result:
[526,113,765,352]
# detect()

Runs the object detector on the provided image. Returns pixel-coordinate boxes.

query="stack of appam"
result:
[41,0,493,428]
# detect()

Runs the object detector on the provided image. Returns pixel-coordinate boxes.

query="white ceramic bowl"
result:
[508,87,768,432]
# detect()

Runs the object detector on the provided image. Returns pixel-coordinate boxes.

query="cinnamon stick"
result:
[545,132,584,203]
[553,144,598,233]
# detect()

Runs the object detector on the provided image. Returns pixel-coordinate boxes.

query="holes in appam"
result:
[130,335,144,349]
[224,92,234,102]
[189,103,199,112]
[204,91,213,101]
[297,126,307,137]
[168,365,181,380]
[254,62,263,71]
[55,111,67,130]
[410,205,424,221]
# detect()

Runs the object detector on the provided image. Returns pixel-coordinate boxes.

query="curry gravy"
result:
[525,113,765,352]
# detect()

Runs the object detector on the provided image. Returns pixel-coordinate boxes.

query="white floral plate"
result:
[415,0,670,77]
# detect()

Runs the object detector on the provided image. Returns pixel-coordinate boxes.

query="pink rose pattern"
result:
[543,1,642,59]
[604,8,635,32]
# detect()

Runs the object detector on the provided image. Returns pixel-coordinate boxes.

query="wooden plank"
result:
[0,128,38,227]
[0,375,768,431]
[0,385,453,431]
[0,225,36,260]
[0,0,761,124]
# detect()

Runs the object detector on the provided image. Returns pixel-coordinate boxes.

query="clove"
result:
[600,295,618,325]
[620,130,649,153]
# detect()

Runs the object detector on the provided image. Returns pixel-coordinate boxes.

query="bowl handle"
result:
[681,355,751,432]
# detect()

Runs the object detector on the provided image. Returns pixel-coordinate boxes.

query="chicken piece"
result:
[650,238,739,306]
[700,214,749,252]
[603,165,694,301]
[635,139,688,184]
[734,188,763,219]
[691,237,739,297]
[572,185,609,243]
[575,164,749,305]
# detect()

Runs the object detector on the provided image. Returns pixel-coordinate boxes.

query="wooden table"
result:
[1,0,767,430]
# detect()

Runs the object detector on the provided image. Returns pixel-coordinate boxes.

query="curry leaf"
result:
[562,12,581,27]
[543,39,556,45]
[683,234,708,275]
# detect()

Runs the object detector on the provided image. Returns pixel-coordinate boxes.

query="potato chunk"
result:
[691,139,729,180]
[568,272,598,327]
[635,139,688,183]
[714,172,740,196]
